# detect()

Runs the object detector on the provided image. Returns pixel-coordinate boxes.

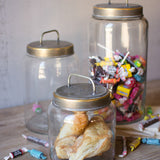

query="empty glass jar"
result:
[89,0,148,124]
[48,74,116,160]
[25,30,78,134]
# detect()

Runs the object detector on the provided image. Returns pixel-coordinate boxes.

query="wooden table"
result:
[1,105,160,160]
[1,79,160,160]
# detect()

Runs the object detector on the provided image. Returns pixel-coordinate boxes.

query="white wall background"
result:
[0,0,160,108]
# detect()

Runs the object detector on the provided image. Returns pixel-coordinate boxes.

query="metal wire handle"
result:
[67,73,96,95]
[40,29,60,46]
[108,0,129,6]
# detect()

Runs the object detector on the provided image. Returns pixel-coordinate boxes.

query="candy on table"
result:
[22,134,49,148]
[4,148,28,160]
[89,51,146,122]
[150,115,156,118]
[143,120,160,135]
[4,148,47,160]
[144,115,150,121]
[119,136,127,157]
[147,106,153,115]
[129,137,141,151]
[28,149,47,160]
[142,138,160,145]
[139,116,160,131]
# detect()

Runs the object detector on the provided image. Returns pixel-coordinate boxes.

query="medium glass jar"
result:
[25,30,78,134]
[48,74,116,160]
[89,0,148,124]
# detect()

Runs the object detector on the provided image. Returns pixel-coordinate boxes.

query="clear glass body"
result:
[89,17,148,124]
[48,102,116,160]
[24,54,78,134]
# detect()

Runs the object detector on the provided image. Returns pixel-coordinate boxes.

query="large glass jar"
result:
[89,0,148,124]
[25,30,78,134]
[48,74,116,160]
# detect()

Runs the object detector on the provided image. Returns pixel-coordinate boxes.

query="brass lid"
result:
[93,2,143,19]
[53,74,111,111]
[27,30,74,58]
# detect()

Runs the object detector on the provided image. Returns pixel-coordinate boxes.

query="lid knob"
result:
[68,74,96,95]
[27,29,74,58]
[108,0,129,6]
[40,30,60,46]
[53,74,111,111]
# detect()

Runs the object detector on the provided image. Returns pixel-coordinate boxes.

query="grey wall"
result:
[0,0,160,108]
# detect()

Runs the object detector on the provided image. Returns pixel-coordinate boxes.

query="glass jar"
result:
[48,74,116,160]
[89,0,148,124]
[25,30,78,134]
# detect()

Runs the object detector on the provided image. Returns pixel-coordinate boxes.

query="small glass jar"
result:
[25,30,78,134]
[48,74,116,160]
[89,0,148,124]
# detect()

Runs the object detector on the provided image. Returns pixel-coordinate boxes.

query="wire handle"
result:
[68,73,96,95]
[108,0,129,6]
[40,29,60,46]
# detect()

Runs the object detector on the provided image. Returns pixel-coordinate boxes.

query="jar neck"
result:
[93,15,144,21]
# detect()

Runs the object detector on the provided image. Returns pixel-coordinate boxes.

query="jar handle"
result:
[108,0,129,6]
[68,73,96,95]
[40,30,60,46]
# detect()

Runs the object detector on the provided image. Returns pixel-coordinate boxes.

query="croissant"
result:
[69,116,112,160]
[55,136,77,159]
[55,112,88,159]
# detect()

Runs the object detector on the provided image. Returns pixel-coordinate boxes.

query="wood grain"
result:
[1,104,160,160]
[146,80,160,106]
[0,80,160,160]
[0,105,49,159]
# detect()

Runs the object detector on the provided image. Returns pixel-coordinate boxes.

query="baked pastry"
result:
[69,116,112,160]
[55,136,77,159]
[55,112,88,159]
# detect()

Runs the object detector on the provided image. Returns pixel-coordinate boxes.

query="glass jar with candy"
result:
[89,0,148,123]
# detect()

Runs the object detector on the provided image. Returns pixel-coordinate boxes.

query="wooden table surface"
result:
[1,105,160,160]
[1,79,160,160]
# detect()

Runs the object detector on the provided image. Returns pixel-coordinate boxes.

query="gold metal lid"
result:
[27,30,74,58]
[93,0,143,19]
[53,74,111,111]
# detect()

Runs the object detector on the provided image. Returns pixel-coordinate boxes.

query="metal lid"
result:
[93,0,143,19]
[53,74,111,111]
[27,30,74,58]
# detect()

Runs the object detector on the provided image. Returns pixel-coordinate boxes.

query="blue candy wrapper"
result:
[28,149,47,159]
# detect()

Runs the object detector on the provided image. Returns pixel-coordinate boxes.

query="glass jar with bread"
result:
[48,74,116,160]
